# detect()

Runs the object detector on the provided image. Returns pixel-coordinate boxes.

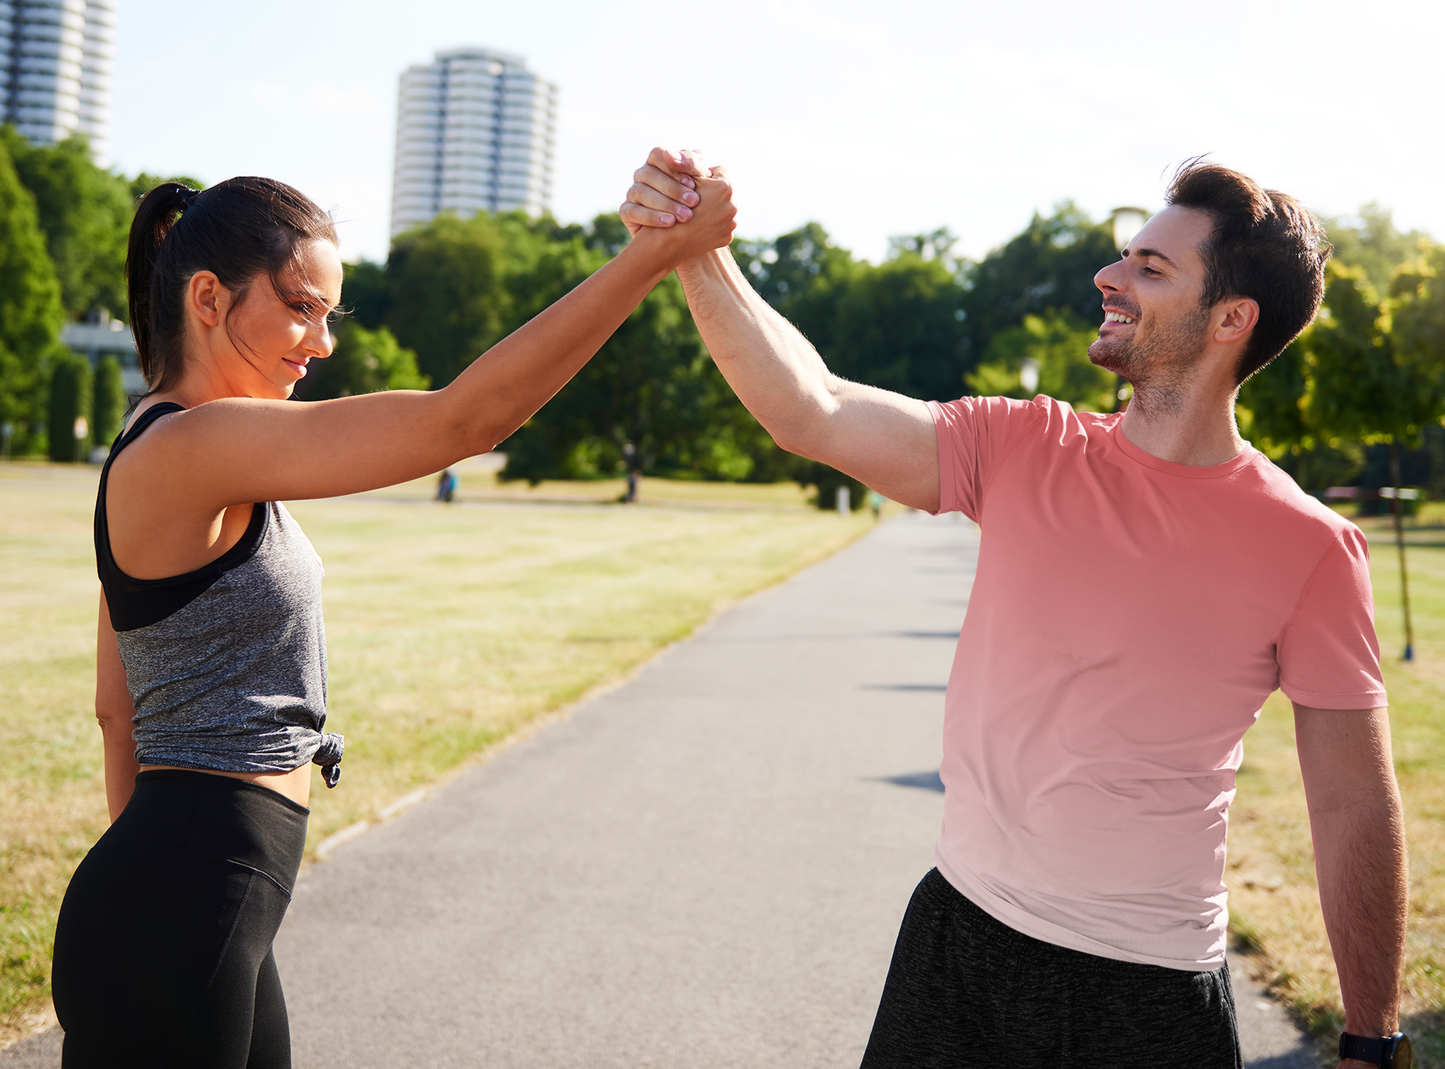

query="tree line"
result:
[332,201,1125,505]
[0,127,200,459]
[4,122,1443,512]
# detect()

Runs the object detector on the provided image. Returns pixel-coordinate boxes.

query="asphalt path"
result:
[3,511,1317,1067]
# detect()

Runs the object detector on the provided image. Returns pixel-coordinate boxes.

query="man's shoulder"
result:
[1239,452,1366,546]
[932,395,1112,438]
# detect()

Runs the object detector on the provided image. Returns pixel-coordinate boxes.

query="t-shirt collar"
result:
[1110,420,1257,479]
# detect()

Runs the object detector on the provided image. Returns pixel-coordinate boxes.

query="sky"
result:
[107,0,1445,266]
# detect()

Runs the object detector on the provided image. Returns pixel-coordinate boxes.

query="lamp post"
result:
[1110,207,1148,255]
[1019,357,1040,396]
[1108,207,1150,411]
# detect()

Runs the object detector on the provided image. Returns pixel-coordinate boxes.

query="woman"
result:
[51,167,731,1068]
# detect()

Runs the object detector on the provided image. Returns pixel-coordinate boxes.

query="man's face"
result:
[1088,206,1215,389]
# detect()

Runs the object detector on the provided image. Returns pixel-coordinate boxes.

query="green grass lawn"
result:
[1228,516,1445,1066]
[0,459,873,1040]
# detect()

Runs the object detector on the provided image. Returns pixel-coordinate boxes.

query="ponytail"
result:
[125,177,338,395]
[126,183,194,392]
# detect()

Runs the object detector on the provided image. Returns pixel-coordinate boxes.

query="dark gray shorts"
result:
[860,868,1241,1069]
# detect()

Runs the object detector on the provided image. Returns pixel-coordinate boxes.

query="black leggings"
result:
[52,770,307,1069]
[861,868,1241,1069]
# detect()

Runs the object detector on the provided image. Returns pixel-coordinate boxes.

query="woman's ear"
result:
[186,271,227,328]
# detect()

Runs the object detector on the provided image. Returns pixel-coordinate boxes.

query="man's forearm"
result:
[1310,775,1408,1037]
[675,249,839,457]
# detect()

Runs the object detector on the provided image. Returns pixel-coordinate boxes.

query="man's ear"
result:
[1213,297,1259,345]
[186,271,227,328]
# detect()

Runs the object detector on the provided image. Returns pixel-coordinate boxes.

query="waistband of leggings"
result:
[112,769,309,894]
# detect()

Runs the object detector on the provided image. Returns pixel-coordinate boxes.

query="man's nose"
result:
[1094,258,1125,294]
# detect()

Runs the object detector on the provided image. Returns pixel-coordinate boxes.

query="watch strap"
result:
[1339,1032,1406,1067]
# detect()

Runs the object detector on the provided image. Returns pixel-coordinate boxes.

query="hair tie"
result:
[179,186,199,210]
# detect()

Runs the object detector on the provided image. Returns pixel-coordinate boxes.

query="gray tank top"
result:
[95,403,344,782]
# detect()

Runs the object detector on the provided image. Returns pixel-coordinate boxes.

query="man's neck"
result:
[1118,380,1247,467]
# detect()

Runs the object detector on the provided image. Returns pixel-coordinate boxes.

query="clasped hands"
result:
[620,147,734,267]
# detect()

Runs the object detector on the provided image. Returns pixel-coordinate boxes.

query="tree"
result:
[341,260,389,330]
[0,131,66,455]
[92,354,126,451]
[826,253,969,402]
[965,312,1114,411]
[1,129,132,320]
[1321,204,1430,296]
[1306,262,1441,660]
[959,202,1118,371]
[47,352,92,462]
[500,249,775,484]
[293,322,429,401]
[385,212,509,387]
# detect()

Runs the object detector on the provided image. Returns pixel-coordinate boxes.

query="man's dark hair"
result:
[1165,160,1329,385]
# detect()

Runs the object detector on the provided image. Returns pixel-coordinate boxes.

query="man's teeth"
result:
[1104,311,1135,324]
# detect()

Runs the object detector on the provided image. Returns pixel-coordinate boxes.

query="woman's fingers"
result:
[620,149,708,234]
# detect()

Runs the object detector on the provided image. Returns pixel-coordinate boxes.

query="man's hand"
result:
[623,161,737,268]
[621,147,710,236]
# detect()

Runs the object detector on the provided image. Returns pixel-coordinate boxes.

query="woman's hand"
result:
[621,147,715,237]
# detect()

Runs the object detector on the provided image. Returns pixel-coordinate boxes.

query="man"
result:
[621,153,1409,1069]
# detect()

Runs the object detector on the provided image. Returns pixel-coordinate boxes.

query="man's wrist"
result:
[1339,1031,1411,1068]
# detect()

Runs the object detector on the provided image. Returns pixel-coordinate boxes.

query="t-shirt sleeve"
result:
[928,395,1048,521]
[1276,526,1388,710]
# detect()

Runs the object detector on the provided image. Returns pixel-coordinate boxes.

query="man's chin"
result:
[1087,338,1121,372]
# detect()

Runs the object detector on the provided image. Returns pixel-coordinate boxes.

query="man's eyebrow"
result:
[1126,246,1179,269]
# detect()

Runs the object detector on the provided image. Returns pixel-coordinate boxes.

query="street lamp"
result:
[1019,357,1040,395]
[1110,206,1148,254]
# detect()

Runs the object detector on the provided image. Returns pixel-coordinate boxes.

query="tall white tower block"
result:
[1,0,116,161]
[390,46,558,239]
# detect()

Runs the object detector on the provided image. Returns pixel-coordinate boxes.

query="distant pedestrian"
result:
[51,170,736,1068]
[437,467,458,503]
[867,489,883,520]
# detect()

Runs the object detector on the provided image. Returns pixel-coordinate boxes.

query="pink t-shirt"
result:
[929,395,1386,971]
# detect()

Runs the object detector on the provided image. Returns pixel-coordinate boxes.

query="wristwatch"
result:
[1339,1032,1412,1068]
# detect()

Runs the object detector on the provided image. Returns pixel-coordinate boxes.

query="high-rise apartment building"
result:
[390,47,558,239]
[0,0,116,162]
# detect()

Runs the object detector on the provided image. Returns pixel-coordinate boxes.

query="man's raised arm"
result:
[622,148,941,512]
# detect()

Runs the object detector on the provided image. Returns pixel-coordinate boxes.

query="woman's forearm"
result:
[436,237,677,455]
[101,719,141,822]
[97,591,140,822]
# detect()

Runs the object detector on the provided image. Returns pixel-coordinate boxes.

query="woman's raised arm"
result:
[126,172,736,512]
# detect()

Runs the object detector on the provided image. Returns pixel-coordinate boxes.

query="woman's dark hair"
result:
[1165,160,1330,385]
[126,177,338,393]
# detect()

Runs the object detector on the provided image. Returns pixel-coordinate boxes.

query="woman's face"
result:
[222,238,344,399]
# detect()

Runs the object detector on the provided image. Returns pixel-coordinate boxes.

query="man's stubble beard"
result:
[1088,304,1212,417]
